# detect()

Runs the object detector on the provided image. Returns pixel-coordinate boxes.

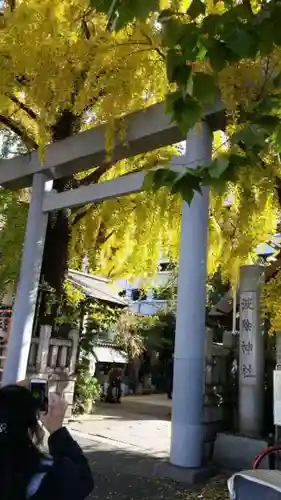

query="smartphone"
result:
[30,379,48,412]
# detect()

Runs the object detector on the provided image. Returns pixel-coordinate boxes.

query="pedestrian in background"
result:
[107,364,124,403]
[166,356,174,400]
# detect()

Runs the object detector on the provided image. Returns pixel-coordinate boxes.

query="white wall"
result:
[115,259,173,316]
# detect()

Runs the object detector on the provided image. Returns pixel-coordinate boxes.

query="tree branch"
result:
[6,93,38,120]
[94,222,115,249]
[7,0,16,12]
[71,164,115,227]
[139,28,166,60]
[242,0,253,14]
[79,163,114,186]
[83,87,106,114]
[104,229,114,243]
[0,114,37,149]
[81,18,91,40]
[71,207,91,227]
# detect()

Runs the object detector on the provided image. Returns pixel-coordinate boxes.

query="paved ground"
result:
[67,396,230,499]
[69,402,171,458]
[73,431,229,500]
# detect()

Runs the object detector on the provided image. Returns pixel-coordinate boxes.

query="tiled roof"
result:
[68,270,128,307]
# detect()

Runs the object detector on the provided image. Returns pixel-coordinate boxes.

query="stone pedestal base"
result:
[213,432,268,470]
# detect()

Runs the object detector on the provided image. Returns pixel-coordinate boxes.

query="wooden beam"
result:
[0,97,224,190]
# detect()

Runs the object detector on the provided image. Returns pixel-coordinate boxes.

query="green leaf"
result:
[128,0,159,21]
[211,175,230,194]
[143,168,179,192]
[222,3,253,22]
[166,48,186,82]
[171,173,200,204]
[256,95,281,116]
[93,0,159,31]
[173,65,193,87]
[208,156,229,179]
[90,0,114,12]
[196,42,207,61]
[273,126,281,153]
[254,115,280,134]
[258,19,274,55]
[273,26,281,47]
[202,14,221,36]
[192,72,217,104]
[201,168,229,192]
[186,0,206,20]
[205,41,230,72]
[228,153,249,169]
[115,0,159,30]
[158,9,174,21]
[232,124,267,150]
[162,18,187,47]
[154,169,179,190]
[142,169,158,191]
[166,91,181,115]
[223,0,234,8]
[180,24,199,60]
[151,169,169,191]
[225,29,257,58]
[271,4,281,46]
[168,94,203,135]
[160,169,180,186]
[273,72,281,89]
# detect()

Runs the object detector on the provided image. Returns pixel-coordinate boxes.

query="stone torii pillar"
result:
[239,265,264,436]
[170,122,213,468]
[2,173,52,385]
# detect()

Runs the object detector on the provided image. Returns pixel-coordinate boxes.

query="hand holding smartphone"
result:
[30,379,49,413]
[40,393,68,435]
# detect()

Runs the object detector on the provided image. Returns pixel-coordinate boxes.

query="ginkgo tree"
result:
[0,0,279,310]
[0,0,174,296]
[89,0,281,328]
[91,0,281,202]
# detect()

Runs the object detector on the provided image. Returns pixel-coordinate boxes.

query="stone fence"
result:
[28,325,78,375]
[203,331,237,460]
[203,329,276,461]
[26,325,79,416]
[0,325,79,417]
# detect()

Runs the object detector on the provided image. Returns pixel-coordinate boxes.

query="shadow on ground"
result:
[77,436,229,500]
[71,401,171,425]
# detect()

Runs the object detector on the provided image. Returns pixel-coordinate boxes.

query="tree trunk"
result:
[42,207,71,296]
[39,111,81,320]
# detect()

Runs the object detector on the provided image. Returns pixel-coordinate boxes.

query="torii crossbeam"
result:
[0,97,224,470]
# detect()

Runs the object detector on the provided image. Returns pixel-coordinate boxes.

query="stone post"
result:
[239,265,264,435]
[205,328,214,387]
[276,334,281,367]
[69,329,79,374]
[59,345,68,369]
[36,325,51,373]
[2,283,14,308]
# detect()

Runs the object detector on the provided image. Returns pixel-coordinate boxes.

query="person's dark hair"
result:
[0,385,44,500]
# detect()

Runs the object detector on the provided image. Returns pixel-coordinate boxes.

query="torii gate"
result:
[0,97,224,468]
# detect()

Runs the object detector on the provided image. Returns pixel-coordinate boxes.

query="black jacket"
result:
[30,427,94,500]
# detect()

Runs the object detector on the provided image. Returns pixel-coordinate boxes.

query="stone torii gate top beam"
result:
[0,97,224,190]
